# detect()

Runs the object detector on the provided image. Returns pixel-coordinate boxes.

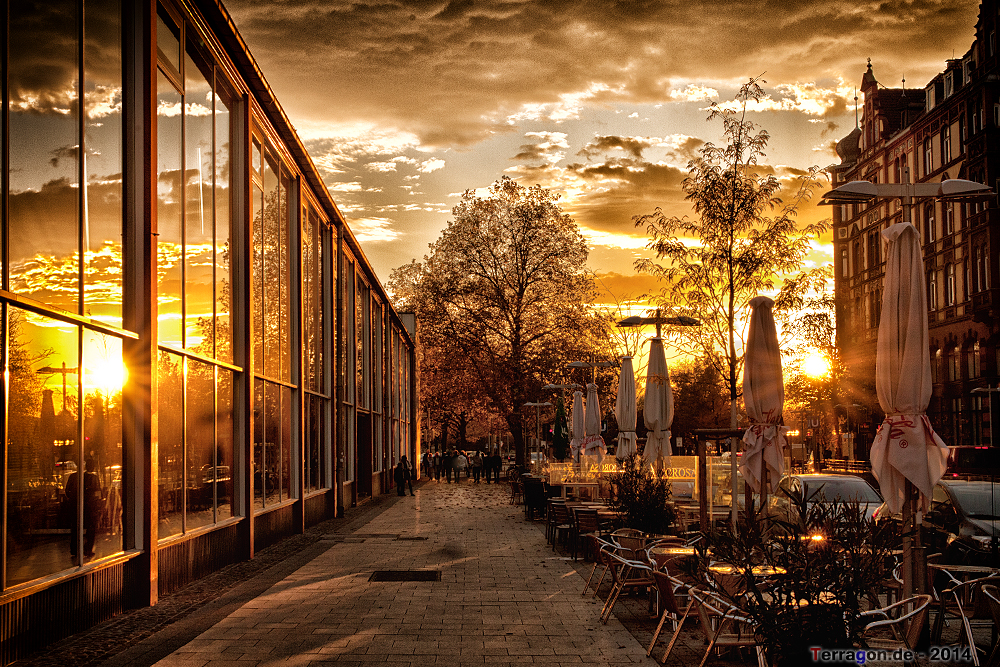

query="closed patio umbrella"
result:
[582,382,606,462]
[570,390,585,463]
[870,222,949,515]
[615,356,637,461]
[642,337,674,471]
[739,296,787,496]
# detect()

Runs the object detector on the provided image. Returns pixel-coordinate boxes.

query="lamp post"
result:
[522,401,552,467]
[821,173,993,600]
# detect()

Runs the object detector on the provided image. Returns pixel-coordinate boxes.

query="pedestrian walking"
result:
[420,451,430,478]
[454,450,467,482]
[490,448,502,483]
[444,449,454,483]
[471,450,483,483]
[433,451,443,481]
[394,456,415,496]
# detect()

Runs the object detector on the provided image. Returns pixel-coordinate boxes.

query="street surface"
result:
[14,477,985,666]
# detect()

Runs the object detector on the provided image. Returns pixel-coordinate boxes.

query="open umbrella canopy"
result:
[582,382,606,461]
[615,356,637,460]
[642,337,674,469]
[739,296,787,495]
[569,390,585,463]
[871,222,949,514]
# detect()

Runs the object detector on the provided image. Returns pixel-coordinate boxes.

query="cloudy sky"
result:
[224,0,981,298]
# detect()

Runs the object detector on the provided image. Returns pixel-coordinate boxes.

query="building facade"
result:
[1,0,416,660]
[832,1,1000,456]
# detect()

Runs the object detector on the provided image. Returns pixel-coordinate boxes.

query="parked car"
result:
[922,479,1000,565]
[767,473,884,525]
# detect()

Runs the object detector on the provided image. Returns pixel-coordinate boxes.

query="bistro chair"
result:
[858,594,932,663]
[938,576,1000,666]
[509,475,522,505]
[977,584,1000,667]
[545,498,565,544]
[647,569,694,661]
[582,536,616,597]
[550,501,573,552]
[610,527,647,561]
[600,551,655,624]
[572,507,601,561]
[689,587,767,667]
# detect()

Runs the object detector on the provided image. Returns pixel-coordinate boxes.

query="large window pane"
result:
[9,1,80,313]
[262,155,280,379]
[158,351,184,538]
[83,330,124,559]
[6,309,79,586]
[253,378,265,509]
[217,368,234,519]
[279,173,291,383]
[186,359,215,530]
[84,0,124,327]
[157,71,183,348]
[252,173,264,375]
[279,385,292,501]
[302,209,316,392]
[215,93,232,364]
[184,46,215,355]
[305,394,323,493]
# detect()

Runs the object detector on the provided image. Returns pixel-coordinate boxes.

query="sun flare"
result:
[802,351,830,379]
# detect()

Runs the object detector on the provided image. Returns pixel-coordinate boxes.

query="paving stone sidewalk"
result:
[14,480,665,666]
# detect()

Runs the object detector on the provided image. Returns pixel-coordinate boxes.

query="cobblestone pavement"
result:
[12,479,992,666]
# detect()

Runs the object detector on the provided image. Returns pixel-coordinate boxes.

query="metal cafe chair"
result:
[582,536,616,597]
[938,576,1000,666]
[858,594,932,661]
[977,584,1000,667]
[689,587,767,667]
[600,551,655,624]
[647,569,694,662]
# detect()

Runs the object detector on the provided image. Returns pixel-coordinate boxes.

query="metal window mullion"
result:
[76,327,84,564]
[1,303,7,588]
[181,356,187,533]
[78,0,85,317]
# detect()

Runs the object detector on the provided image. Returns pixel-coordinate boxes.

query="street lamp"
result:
[522,401,553,467]
[822,172,993,600]
[565,360,616,384]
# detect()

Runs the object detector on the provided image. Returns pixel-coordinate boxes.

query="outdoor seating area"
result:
[528,495,1000,666]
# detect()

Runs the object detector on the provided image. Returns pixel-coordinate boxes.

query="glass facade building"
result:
[0,1,416,661]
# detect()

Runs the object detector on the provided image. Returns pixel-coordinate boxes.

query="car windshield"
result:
[950,485,1000,519]
[804,479,881,504]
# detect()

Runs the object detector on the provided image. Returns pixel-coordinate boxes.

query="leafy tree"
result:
[670,355,730,444]
[389,177,603,466]
[633,77,831,430]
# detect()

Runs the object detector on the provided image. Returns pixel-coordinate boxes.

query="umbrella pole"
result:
[901,479,927,600]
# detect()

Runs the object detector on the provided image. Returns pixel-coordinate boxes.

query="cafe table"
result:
[708,564,787,598]
[648,546,697,571]
[927,563,1000,643]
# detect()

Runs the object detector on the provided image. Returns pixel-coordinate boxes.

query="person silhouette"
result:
[65,457,102,558]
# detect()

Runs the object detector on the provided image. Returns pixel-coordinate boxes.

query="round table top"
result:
[649,546,696,557]
[709,564,787,576]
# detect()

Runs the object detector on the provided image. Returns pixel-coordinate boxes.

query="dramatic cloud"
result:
[226,0,978,148]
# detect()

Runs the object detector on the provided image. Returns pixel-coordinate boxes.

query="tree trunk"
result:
[458,411,468,449]
[507,414,526,467]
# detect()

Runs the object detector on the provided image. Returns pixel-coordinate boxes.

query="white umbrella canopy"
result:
[642,337,674,470]
[871,222,949,514]
[569,390,585,463]
[615,356,638,460]
[739,296,787,495]
[582,382,606,461]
